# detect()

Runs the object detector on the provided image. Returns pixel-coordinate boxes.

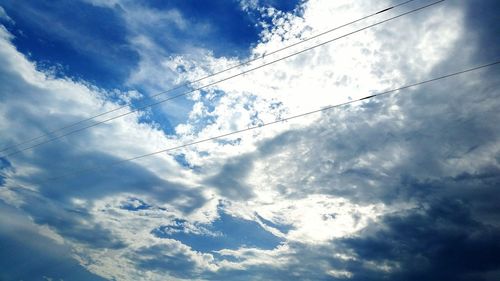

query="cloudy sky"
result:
[0,0,499,280]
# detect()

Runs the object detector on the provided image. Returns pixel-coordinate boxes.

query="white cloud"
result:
[165,0,464,163]
[0,6,13,24]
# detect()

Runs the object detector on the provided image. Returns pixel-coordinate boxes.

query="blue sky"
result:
[1,0,500,280]
[0,0,299,89]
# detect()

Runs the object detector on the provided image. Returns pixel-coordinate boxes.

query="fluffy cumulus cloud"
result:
[0,0,499,280]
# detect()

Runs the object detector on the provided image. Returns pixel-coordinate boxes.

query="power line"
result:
[38,60,500,184]
[0,0,416,154]
[1,0,442,158]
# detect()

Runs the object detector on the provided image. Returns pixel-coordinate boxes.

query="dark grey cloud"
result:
[0,200,107,281]
[205,154,257,200]
[463,0,500,62]
[340,200,500,281]
[132,244,201,280]
[16,188,126,249]
[24,146,206,210]
[6,146,210,249]
[194,200,500,281]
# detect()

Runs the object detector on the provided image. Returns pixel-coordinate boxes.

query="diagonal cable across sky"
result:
[36,60,499,184]
[0,0,442,157]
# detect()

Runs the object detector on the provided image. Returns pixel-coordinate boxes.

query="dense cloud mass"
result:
[0,0,499,280]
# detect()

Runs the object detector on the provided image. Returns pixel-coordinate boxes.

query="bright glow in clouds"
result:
[171,0,463,162]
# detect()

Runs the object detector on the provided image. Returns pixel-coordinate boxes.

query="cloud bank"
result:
[0,0,499,280]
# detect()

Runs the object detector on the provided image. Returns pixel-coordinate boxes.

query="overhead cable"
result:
[1,0,442,157]
[38,60,499,184]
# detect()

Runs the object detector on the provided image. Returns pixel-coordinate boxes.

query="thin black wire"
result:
[1,0,443,158]
[0,0,416,154]
[39,60,500,184]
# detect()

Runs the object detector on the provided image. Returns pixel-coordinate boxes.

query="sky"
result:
[0,0,499,280]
